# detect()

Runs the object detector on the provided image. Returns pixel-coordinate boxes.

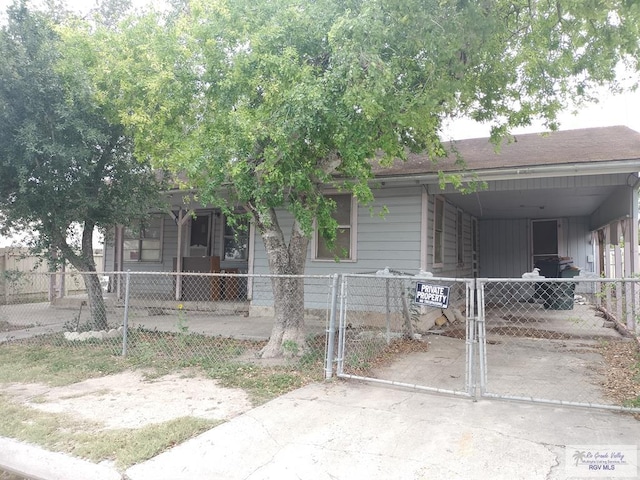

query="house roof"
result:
[375,125,640,177]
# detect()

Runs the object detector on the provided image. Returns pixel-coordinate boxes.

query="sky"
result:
[1,0,638,140]
[1,0,639,248]
[441,86,640,140]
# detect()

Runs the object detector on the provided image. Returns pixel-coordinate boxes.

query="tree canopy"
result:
[17,0,631,354]
[91,0,640,355]
[0,1,165,327]
[103,0,639,235]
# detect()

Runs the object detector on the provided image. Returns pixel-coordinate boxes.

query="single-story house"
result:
[103,125,640,311]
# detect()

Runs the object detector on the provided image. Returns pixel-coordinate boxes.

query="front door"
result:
[531,219,559,274]
[189,212,212,257]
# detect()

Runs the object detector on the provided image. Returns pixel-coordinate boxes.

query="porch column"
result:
[114,225,124,299]
[174,209,192,301]
[630,188,640,334]
[622,217,637,332]
[603,226,612,309]
[247,218,255,300]
[611,223,624,320]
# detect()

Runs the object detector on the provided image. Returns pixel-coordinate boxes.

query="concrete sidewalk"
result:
[126,381,639,480]
[2,381,639,480]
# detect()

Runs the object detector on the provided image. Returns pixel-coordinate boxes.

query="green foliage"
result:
[0,2,165,272]
[98,0,639,242]
[53,0,640,351]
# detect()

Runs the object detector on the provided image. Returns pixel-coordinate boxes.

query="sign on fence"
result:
[414,282,450,308]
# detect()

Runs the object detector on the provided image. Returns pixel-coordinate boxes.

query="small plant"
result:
[176,304,189,335]
[63,318,95,333]
[623,396,640,408]
[282,340,299,358]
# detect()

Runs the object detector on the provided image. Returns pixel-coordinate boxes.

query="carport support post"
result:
[325,274,339,379]
[121,270,131,357]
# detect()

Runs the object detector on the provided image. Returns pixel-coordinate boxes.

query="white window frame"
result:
[433,196,445,267]
[223,215,249,262]
[123,214,164,263]
[312,193,357,262]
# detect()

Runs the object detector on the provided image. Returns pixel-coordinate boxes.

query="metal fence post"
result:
[325,274,339,379]
[476,279,487,398]
[122,271,131,357]
[465,280,476,400]
[336,275,348,376]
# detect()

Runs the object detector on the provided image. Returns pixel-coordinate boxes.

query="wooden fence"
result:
[0,248,104,304]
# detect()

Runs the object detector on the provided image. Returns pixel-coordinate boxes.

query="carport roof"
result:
[374,125,640,177]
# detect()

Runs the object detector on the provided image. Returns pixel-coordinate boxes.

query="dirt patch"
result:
[1,370,253,430]
[599,341,640,412]
[345,337,430,375]
[440,325,603,340]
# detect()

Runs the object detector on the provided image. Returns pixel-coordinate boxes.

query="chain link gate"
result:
[332,273,476,398]
[329,274,640,413]
[477,277,640,413]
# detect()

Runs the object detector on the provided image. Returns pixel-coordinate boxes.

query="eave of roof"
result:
[373,125,640,181]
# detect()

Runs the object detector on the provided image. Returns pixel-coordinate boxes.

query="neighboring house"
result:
[104,125,640,309]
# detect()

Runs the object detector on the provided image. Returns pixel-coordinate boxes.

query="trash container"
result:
[543,267,579,310]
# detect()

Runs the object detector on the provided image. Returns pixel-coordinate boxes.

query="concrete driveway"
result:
[124,381,639,480]
[2,380,638,480]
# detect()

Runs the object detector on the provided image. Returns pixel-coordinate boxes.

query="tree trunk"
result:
[260,275,307,358]
[251,206,309,358]
[55,221,108,331]
[83,271,108,330]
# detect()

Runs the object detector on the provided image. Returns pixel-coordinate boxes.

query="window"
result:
[457,209,464,266]
[123,215,163,262]
[224,217,249,261]
[433,196,444,265]
[314,194,356,261]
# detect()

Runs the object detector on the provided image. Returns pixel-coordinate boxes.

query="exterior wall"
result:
[104,209,242,298]
[251,186,478,312]
[103,174,608,308]
[250,186,425,310]
[252,185,425,276]
[478,219,529,278]
[425,196,475,278]
[478,216,594,278]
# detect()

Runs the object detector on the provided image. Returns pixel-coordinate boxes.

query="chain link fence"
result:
[478,277,640,411]
[3,269,639,413]
[0,271,337,368]
[333,272,476,398]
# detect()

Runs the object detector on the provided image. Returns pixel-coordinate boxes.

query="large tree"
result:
[101,0,639,356]
[0,1,164,329]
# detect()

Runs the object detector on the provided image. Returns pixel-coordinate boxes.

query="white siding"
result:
[435,173,630,194]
